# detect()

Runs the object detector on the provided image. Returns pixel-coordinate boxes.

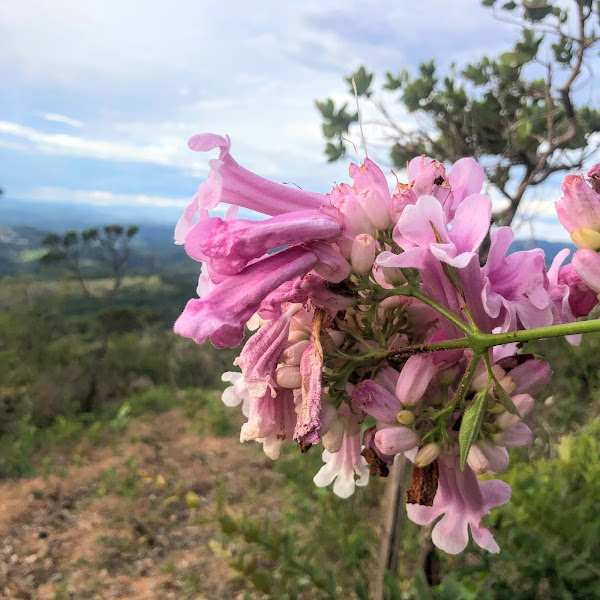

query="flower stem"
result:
[385,286,472,335]
[386,337,470,360]
[470,318,600,352]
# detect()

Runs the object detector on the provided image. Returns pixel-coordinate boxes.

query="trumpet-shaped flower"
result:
[313,431,369,498]
[406,453,511,554]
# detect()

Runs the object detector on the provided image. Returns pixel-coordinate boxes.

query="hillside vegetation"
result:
[0,221,599,599]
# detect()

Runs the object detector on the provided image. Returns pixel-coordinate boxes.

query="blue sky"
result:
[0,0,583,240]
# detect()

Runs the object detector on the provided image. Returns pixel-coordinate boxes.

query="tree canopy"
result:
[317,0,600,227]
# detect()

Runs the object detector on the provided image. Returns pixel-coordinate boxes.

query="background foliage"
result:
[0,218,599,598]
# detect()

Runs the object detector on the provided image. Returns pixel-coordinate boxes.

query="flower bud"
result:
[357,188,392,230]
[338,195,376,237]
[512,393,534,417]
[351,234,376,274]
[397,410,415,426]
[275,366,302,389]
[414,443,440,468]
[396,355,435,406]
[322,419,344,453]
[382,266,406,286]
[493,423,532,448]
[498,375,516,396]
[375,427,419,455]
[467,444,489,474]
[571,228,600,251]
[495,411,520,431]
[472,364,504,392]
[478,440,509,473]
[281,340,310,366]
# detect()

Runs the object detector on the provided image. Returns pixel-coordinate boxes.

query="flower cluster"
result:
[555,164,600,297]
[174,133,599,555]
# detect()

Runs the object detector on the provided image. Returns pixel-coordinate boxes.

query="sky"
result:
[0,0,585,241]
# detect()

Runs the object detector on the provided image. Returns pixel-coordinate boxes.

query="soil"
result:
[0,409,284,599]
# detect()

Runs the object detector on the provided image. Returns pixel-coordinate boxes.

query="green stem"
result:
[470,318,600,353]
[385,287,472,335]
[385,319,600,361]
[386,337,470,360]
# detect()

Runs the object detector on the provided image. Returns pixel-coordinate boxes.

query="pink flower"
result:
[184,210,343,277]
[493,422,532,448]
[481,227,552,331]
[403,155,484,220]
[555,168,600,250]
[546,249,580,344]
[175,134,326,244]
[496,357,551,396]
[572,249,600,294]
[379,193,491,270]
[395,355,436,406]
[558,262,599,317]
[234,305,301,397]
[352,380,419,456]
[313,431,369,498]
[374,427,419,455]
[240,388,297,459]
[353,380,402,422]
[406,453,511,554]
[348,158,393,230]
[174,246,319,347]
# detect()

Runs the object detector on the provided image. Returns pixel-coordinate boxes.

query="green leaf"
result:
[502,0,517,9]
[346,66,373,97]
[492,381,520,415]
[459,390,488,470]
[324,142,344,162]
[516,120,532,141]
[481,0,497,6]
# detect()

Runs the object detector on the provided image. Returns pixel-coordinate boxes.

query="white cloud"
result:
[37,112,83,128]
[21,186,191,209]
[0,120,209,173]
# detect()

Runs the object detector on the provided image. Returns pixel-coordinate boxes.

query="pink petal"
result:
[447,157,485,211]
[572,249,600,293]
[174,246,318,348]
[353,380,402,422]
[494,422,532,448]
[234,308,296,397]
[374,427,418,455]
[555,174,600,234]
[185,210,342,275]
[396,355,436,406]
[396,195,448,248]
[447,193,491,255]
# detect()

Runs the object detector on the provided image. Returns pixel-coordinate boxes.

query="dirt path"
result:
[0,409,284,599]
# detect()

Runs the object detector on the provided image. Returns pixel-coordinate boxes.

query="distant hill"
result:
[0,198,577,279]
[0,197,183,231]
[0,199,191,278]
[510,238,577,262]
